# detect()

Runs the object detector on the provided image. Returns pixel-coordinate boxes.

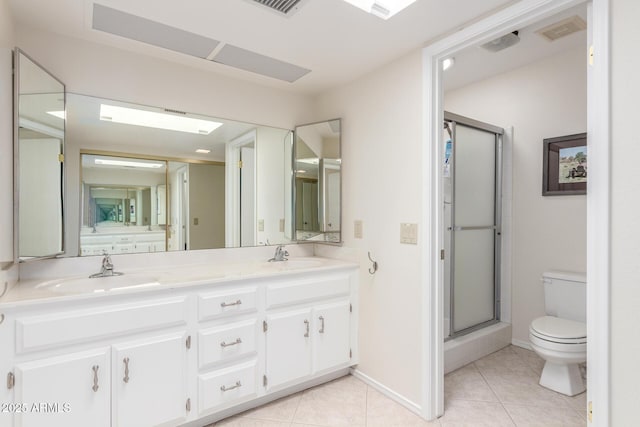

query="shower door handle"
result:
[449,225,496,231]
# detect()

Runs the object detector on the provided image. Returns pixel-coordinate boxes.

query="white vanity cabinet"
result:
[112,332,189,427]
[263,274,354,391]
[0,259,358,427]
[13,348,110,427]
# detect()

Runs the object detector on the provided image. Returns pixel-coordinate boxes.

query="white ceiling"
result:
[8,0,519,94]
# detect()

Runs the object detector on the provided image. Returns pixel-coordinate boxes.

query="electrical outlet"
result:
[354,220,363,239]
[258,219,264,232]
[400,223,418,244]
[279,219,285,232]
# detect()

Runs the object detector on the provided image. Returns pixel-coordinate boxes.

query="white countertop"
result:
[0,257,358,307]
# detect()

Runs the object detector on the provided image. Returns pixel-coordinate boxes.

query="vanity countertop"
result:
[0,256,358,308]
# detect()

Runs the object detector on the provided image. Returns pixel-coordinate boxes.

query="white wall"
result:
[256,127,289,245]
[0,0,14,265]
[445,47,587,345]
[315,50,424,406]
[610,1,640,424]
[11,26,315,257]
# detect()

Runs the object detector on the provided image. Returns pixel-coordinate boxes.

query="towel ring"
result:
[368,252,378,275]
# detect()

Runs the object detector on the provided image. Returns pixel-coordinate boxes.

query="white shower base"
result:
[444,322,512,374]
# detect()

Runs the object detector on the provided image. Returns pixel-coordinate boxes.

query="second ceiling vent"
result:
[249,0,308,16]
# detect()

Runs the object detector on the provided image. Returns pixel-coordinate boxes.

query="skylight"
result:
[342,0,417,19]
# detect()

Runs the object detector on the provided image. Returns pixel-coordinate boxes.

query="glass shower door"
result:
[449,119,502,335]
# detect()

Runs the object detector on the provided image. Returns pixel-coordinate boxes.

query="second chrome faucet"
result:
[268,245,289,262]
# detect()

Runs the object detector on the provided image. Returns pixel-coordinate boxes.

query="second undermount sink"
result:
[35,274,160,294]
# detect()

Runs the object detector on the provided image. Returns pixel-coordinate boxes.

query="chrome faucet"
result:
[268,245,289,262]
[89,252,124,278]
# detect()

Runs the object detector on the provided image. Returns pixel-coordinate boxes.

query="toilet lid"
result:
[530,316,586,340]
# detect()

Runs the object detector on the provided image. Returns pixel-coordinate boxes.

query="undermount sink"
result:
[36,274,160,294]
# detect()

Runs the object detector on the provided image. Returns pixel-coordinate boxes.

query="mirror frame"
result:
[14,48,66,262]
[292,118,342,245]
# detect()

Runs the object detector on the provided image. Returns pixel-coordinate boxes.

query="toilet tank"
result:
[542,271,586,322]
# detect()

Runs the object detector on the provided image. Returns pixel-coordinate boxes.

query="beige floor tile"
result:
[366,387,440,426]
[503,403,585,427]
[510,346,546,376]
[240,392,302,422]
[486,376,574,409]
[292,375,367,426]
[563,392,587,420]
[474,347,539,382]
[445,363,499,402]
[438,399,515,426]
[212,416,290,426]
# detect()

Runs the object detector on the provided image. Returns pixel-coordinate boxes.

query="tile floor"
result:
[210,346,586,426]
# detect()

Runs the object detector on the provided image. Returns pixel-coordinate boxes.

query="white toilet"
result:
[529,271,586,396]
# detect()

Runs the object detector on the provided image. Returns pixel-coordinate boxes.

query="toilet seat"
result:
[530,316,586,344]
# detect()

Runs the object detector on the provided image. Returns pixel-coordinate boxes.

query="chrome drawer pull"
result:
[319,316,325,334]
[304,319,310,337]
[220,381,242,392]
[220,299,242,308]
[92,365,99,392]
[220,338,242,348]
[123,357,130,383]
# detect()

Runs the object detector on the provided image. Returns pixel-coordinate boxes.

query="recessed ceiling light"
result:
[47,111,66,119]
[99,104,223,135]
[442,57,455,71]
[195,149,211,154]
[94,158,165,169]
[341,0,417,19]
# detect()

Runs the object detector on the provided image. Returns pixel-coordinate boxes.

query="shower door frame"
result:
[445,112,504,339]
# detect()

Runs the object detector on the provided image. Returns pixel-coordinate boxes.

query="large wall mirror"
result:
[67,93,294,256]
[14,49,66,261]
[294,119,341,243]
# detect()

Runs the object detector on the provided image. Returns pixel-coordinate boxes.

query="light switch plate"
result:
[193,218,199,226]
[354,220,363,239]
[258,219,264,232]
[279,219,285,232]
[400,223,418,244]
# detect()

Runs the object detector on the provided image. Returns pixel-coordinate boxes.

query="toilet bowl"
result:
[529,271,586,396]
[529,316,586,396]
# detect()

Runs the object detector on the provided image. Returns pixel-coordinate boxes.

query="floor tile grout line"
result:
[364,384,369,427]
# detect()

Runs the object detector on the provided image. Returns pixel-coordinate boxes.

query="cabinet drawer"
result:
[199,320,257,369]
[266,276,350,308]
[16,297,188,353]
[198,361,257,415]
[198,288,257,321]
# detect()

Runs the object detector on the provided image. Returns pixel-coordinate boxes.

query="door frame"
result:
[421,0,610,422]
[225,130,257,248]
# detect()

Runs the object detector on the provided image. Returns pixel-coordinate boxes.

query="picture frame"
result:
[542,133,587,196]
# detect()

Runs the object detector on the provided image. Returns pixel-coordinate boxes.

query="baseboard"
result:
[511,338,532,350]
[349,368,422,417]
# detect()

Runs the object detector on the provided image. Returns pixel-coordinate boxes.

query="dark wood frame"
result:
[542,133,587,196]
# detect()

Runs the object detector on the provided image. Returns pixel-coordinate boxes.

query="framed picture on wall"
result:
[542,133,587,196]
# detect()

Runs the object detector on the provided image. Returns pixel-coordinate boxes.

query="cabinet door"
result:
[14,348,110,427]
[112,332,188,427]
[314,300,351,373]
[265,308,312,389]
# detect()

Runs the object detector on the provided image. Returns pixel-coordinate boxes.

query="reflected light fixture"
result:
[195,148,211,154]
[341,0,417,19]
[99,104,223,135]
[442,57,455,71]
[47,111,66,119]
[94,158,164,169]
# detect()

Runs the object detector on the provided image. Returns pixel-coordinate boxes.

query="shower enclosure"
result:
[443,112,503,339]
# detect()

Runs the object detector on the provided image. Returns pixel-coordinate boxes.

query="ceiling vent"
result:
[536,16,587,42]
[248,0,308,16]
